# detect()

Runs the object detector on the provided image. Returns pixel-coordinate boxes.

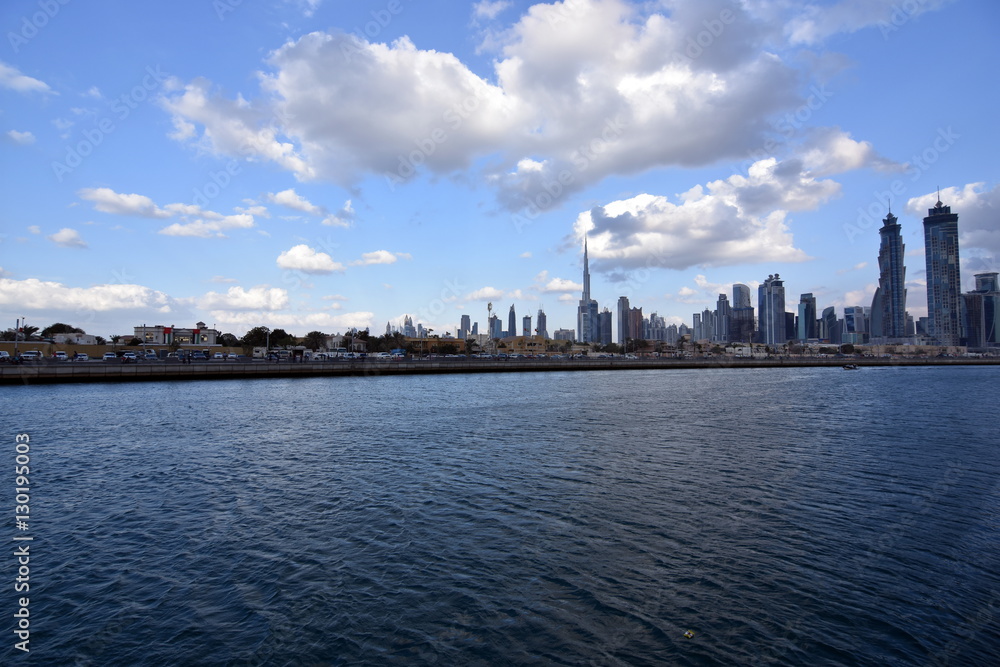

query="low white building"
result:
[52,333,98,345]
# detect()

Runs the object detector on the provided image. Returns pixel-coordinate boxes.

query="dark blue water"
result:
[2,366,998,665]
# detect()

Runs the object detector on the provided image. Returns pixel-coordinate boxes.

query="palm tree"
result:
[110,335,121,350]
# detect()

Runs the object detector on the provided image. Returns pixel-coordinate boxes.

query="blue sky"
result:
[1,0,998,339]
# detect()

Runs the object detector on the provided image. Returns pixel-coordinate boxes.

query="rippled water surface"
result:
[2,366,998,665]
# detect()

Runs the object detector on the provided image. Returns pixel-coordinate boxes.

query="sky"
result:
[1,0,998,339]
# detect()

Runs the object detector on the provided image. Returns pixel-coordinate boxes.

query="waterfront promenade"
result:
[1,356,997,385]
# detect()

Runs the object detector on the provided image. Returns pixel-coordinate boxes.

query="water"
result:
[1,366,998,665]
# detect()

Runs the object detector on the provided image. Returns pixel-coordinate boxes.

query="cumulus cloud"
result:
[464,286,506,301]
[0,62,53,94]
[207,309,375,334]
[0,278,171,312]
[350,250,411,266]
[199,285,289,311]
[276,244,345,274]
[158,213,254,238]
[574,157,835,273]
[47,228,88,248]
[268,188,322,214]
[77,186,258,237]
[800,128,903,177]
[6,129,35,145]
[534,270,582,293]
[79,187,170,218]
[474,1,512,21]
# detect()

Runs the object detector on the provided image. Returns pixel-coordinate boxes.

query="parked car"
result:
[53,351,69,361]
[144,351,159,360]
[191,352,207,361]
[0,351,10,362]
[20,350,42,361]
[212,352,225,360]
[73,353,89,362]
[122,352,138,363]
[103,352,118,361]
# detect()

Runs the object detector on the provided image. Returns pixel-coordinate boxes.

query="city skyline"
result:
[2,1,999,339]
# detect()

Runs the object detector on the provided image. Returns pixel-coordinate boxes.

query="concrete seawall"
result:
[1,357,997,385]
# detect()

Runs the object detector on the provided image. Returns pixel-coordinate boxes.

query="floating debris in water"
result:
[683,630,695,639]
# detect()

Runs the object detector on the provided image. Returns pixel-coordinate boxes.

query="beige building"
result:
[133,322,220,347]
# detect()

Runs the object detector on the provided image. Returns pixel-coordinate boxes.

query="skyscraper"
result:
[715,294,731,342]
[577,237,599,343]
[598,308,613,345]
[508,304,516,338]
[758,274,786,346]
[733,284,752,309]
[797,293,817,340]
[963,273,999,348]
[616,296,630,345]
[536,308,548,339]
[874,209,907,339]
[923,198,962,345]
[522,315,531,337]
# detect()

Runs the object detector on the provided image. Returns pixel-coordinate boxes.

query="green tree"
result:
[218,332,239,347]
[94,336,107,346]
[127,337,142,346]
[303,330,328,350]
[41,323,85,337]
[110,335,121,350]
[269,328,296,347]
[241,326,270,349]
[840,343,855,355]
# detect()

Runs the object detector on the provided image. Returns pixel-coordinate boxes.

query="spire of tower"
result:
[582,235,591,301]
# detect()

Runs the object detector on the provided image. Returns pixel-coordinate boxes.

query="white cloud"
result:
[6,129,35,145]
[350,250,411,266]
[268,188,322,214]
[47,228,88,248]
[79,187,170,218]
[465,286,506,301]
[158,214,254,238]
[0,62,53,94]
[83,86,102,99]
[207,309,375,334]
[0,278,171,312]
[276,244,345,274]
[474,1,512,21]
[534,271,582,293]
[199,286,289,311]
[27,225,41,234]
[785,0,954,45]
[800,128,902,177]
[574,157,834,273]
[210,276,239,284]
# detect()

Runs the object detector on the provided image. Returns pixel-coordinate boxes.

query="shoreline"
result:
[2,356,997,385]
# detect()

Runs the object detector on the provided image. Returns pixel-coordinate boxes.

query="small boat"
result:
[843,364,860,370]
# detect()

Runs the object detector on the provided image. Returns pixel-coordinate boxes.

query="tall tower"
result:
[508,304,517,338]
[923,197,962,345]
[536,308,548,339]
[715,294,731,342]
[876,208,907,339]
[758,274,786,346]
[797,293,817,340]
[577,237,599,343]
[617,296,630,345]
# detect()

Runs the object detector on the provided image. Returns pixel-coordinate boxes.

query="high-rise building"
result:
[821,306,842,344]
[577,237,600,343]
[843,306,867,344]
[797,293,817,340]
[758,274,786,346]
[923,198,963,345]
[598,308,613,345]
[628,307,643,342]
[522,315,531,337]
[508,304,517,339]
[963,272,999,348]
[733,284,752,309]
[459,314,471,341]
[536,308,548,339]
[692,313,701,341]
[715,294,731,342]
[874,209,908,339]
[617,296,630,345]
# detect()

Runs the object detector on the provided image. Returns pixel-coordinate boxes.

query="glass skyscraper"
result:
[923,199,962,345]
[758,274,786,346]
[875,209,907,339]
